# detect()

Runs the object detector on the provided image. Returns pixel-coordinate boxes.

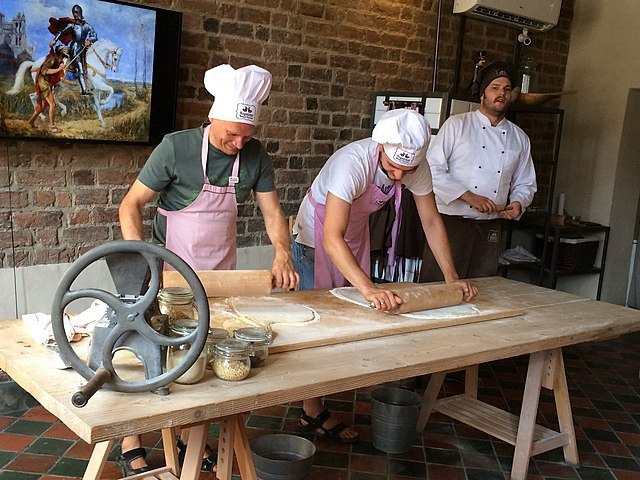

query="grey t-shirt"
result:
[138,125,275,244]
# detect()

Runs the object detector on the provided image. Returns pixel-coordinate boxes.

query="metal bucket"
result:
[370,386,422,454]
[250,434,316,480]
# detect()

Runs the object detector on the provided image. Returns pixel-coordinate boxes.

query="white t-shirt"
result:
[429,109,537,219]
[294,138,433,247]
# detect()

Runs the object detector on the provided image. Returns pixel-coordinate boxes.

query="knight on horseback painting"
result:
[0,0,157,143]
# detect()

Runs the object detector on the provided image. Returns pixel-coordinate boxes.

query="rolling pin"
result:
[382,282,464,314]
[163,270,272,298]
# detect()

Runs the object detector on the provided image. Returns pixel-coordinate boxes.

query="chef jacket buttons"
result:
[498,170,501,173]
[482,146,486,149]
[501,151,505,154]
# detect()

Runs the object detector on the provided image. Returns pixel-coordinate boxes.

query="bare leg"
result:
[46,94,56,129]
[45,94,60,133]
[28,101,45,128]
[301,397,359,441]
[121,435,148,470]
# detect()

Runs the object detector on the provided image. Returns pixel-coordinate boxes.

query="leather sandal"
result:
[176,437,217,472]
[118,447,152,476]
[297,409,359,444]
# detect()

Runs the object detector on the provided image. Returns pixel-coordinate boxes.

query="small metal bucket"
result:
[370,386,422,454]
[250,434,316,480]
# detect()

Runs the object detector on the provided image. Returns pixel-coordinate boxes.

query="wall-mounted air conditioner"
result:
[453,0,561,32]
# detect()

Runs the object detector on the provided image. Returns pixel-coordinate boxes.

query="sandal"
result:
[49,125,62,134]
[297,409,359,444]
[118,447,152,476]
[176,437,217,472]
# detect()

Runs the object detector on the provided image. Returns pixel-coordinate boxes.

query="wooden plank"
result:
[120,466,175,479]
[434,395,561,445]
[210,277,533,354]
[161,428,179,477]
[217,417,236,480]
[82,439,112,480]
[164,270,272,298]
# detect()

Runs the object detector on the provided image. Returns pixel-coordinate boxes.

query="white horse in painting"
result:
[7,39,123,128]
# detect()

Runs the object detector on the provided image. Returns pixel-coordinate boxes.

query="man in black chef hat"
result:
[419,61,538,282]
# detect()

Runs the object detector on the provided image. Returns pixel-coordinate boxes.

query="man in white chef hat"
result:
[118,64,298,475]
[290,108,477,443]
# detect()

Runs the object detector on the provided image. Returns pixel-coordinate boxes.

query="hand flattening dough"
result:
[227,296,320,328]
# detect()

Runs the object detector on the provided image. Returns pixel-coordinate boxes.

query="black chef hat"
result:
[472,61,514,98]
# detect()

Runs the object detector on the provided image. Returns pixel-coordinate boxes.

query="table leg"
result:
[416,371,446,432]
[511,350,546,479]
[547,350,579,465]
[417,350,578,480]
[82,439,113,480]
[217,415,257,480]
[162,427,180,476]
[510,348,578,479]
[179,422,209,480]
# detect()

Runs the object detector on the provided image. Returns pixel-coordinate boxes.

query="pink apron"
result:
[157,125,240,271]
[308,152,402,289]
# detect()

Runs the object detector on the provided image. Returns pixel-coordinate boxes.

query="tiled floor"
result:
[1,332,640,480]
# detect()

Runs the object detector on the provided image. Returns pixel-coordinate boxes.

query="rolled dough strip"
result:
[386,283,463,314]
[228,296,319,326]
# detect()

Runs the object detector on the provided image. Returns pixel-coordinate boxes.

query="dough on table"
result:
[226,296,319,329]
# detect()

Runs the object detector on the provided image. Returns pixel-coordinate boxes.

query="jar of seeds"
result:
[233,327,272,367]
[212,339,251,381]
[205,328,230,369]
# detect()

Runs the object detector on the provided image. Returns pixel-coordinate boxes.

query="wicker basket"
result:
[535,235,599,272]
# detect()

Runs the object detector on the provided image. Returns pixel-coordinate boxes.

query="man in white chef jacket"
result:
[420,61,537,282]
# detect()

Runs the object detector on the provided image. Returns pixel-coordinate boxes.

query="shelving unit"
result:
[502,221,610,300]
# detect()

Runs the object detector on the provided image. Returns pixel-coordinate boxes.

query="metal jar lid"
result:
[214,339,251,355]
[208,328,230,340]
[169,318,199,336]
[233,327,272,345]
[158,287,194,305]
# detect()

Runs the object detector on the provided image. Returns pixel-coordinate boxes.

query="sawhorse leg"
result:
[417,350,578,480]
[83,428,179,480]
[180,415,256,480]
[511,349,578,479]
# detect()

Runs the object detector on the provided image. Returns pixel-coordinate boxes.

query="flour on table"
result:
[228,296,320,326]
[330,287,479,319]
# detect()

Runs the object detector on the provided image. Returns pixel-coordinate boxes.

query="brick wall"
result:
[0,0,574,267]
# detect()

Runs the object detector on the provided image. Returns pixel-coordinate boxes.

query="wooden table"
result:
[2,277,640,480]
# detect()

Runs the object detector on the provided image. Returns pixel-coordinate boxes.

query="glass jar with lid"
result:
[167,320,207,384]
[205,328,230,369]
[212,339,251,381]
[158,287,195,323]
[233,327,272,367]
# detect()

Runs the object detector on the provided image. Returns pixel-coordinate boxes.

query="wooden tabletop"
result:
[2,277,640,445]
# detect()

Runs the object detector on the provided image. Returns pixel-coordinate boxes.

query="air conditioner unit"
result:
[453,0,561,32]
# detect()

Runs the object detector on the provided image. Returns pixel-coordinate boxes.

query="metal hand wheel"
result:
[51,240,209,406]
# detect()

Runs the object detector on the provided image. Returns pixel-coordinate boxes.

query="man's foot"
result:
[297,409,359,443]
[28,121,36,129]
[118,447,151,476]
[49,125,62,134]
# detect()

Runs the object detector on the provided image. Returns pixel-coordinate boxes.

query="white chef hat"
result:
[204,64,272,126]
[372,109,431,168]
